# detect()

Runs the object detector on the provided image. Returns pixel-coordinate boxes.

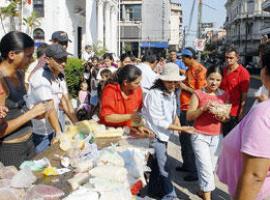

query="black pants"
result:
[179,111,197,173]
[0,136,35,168]
[222,116,239,137]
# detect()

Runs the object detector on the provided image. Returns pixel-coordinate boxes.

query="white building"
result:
[169,0,183,50]
[0,0,119,57]
[262,0,270,35]
[224,0,270,64]
[119,0,183,57]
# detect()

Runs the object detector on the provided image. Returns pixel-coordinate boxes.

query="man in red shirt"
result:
[220,47,250,136]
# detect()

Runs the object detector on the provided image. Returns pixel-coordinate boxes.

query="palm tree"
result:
[0,0,21,32]
[23,11,41,36]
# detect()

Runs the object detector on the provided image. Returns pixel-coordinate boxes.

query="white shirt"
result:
[142,89,177,142]
[27,66,64,135]
[137,63,158,94]
[81,51,94,61]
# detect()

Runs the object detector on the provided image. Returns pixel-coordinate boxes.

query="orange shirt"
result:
[99,83,143,127]
[180,63,207,111]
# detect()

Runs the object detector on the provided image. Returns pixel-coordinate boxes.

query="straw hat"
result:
[159,62,186,81]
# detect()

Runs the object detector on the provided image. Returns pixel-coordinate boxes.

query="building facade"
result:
[0,0,119,57]
[262,0,270,36]
[224,0,270,64]
[119,0,183,57]
[169,0,183,50]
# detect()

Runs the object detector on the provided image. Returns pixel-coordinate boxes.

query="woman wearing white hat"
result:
[142,62,192,200]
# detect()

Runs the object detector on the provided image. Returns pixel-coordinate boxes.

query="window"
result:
[33,0,44,17]
[125,4,141,21]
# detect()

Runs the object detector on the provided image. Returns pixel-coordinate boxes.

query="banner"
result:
[194,38,206,51]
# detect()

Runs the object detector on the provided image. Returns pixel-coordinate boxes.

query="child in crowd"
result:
[77,82,91,120]
[97,69,113,98]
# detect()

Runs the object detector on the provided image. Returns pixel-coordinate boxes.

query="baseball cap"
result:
[51,31,72,43]
[45,44,70,59]
[181,48,194,57]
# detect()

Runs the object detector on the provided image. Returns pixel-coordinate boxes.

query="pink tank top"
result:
[194,89,229,135]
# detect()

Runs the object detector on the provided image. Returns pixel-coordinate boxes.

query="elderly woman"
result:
[0,31,48,167]
[217,43,270,200]
[142,63,193,200]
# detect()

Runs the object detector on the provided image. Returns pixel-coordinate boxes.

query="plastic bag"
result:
[19,158,50,171]
[10,168,37,188]
[119,149,146,179]
[96,149,124,167]
[89,177,129,192]
[99,188,132,200]
[0,179,11,188]
[0,188,18,200]
[90,165,128,183]
[0,166,18,179]
[25,184,65,200]
[208,102,232,118]
[63,187,99,200]
[73,159,94,173]
[0,188,25,200]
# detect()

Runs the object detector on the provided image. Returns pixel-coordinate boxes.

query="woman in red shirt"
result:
[187,65,230,200]
[100,64,150,136]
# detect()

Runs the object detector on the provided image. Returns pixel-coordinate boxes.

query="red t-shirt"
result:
[220,65,250,117]
[194,89,229,135]
[99,83,143,127]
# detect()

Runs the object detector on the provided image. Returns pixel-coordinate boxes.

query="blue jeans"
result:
[191,134,222,192]
[150,138,177,199]
[32,132,54,154]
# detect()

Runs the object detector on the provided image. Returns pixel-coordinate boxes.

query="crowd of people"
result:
[0,30,269,200]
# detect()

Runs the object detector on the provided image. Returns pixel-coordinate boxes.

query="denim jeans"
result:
[150,138,177,200]
[191,134,222,192]
[32,132,54,154]
[179,111,197,173]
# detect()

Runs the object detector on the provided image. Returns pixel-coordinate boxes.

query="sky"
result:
[180,0,227,46]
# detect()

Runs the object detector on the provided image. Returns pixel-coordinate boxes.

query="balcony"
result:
[262,0,270,12]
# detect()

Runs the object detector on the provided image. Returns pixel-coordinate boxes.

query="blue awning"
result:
[140,41,169,48]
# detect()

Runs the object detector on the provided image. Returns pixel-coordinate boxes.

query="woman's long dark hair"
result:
[108,64,142,85]
[150,79,168,92]
[206,64,223,78]
[0,31,34,59]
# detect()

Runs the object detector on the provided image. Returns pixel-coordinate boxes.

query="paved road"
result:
[146,76,262,200]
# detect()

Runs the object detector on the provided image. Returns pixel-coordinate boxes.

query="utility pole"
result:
[197,0,202,39]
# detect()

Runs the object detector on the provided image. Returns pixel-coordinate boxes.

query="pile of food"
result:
[59,120,125,152]
[208,102,232,119]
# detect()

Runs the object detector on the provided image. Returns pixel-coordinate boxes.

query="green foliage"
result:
[23,11,41,35]
[92,41,107,57]
[0,0,21,18]
[64,57,84,98]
